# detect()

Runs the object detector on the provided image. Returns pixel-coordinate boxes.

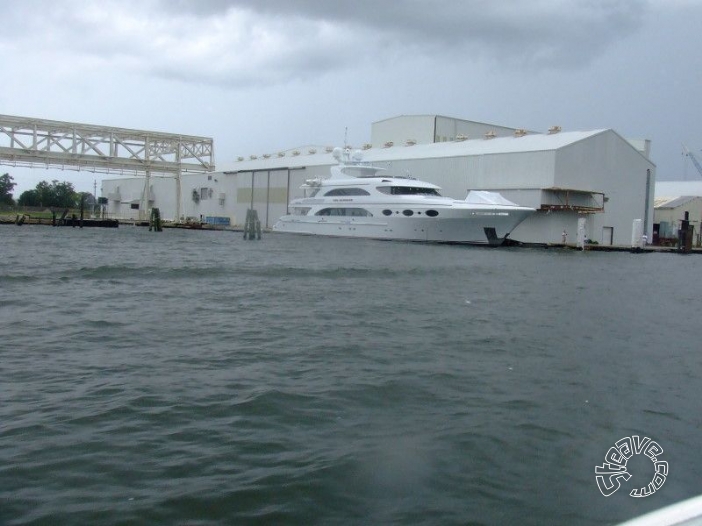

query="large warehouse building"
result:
[102,115,655,245]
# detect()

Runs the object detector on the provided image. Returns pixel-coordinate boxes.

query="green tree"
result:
[77,191,95,207]
[0,173,16,205]
[29,180,78,208]
[35,180,53,207]
[18,189,40,207]
[51,180,77,208]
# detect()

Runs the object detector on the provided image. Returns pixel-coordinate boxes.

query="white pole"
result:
[175,140,182,222]
[141,169,151,221]
[577,217,587,249]
[176,167,181,223]
[631,219,644,248]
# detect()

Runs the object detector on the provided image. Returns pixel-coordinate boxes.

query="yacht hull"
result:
[272,208,533,244]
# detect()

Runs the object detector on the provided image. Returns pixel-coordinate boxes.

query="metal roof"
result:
[654,195,701,209]
[360,130,607,159]
[227,129,608,172]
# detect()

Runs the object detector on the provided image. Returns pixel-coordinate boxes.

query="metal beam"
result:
[0,114,214,176]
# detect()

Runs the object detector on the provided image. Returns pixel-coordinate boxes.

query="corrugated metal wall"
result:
[375,151,556,201]
[556,131,655,244]
[234,167,316,228]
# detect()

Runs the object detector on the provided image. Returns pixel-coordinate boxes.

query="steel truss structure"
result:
[0,114,215,220]
[0,114,214,174]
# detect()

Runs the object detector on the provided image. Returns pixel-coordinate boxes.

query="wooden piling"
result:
[678,211,694,253]
[149,208,163,232]
[244,209,262,240]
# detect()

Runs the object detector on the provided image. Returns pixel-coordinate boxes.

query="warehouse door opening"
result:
[602,226,614,245]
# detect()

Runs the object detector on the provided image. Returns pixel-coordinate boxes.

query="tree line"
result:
[0,173,93,208]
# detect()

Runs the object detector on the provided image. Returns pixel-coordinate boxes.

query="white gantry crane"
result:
[682,144,702,178]
[0,114,215,221]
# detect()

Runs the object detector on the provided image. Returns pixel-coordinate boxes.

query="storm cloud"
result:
[1,0,649,87]
[1,0,701,194]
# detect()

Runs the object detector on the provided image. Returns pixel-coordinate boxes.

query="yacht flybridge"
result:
[272,147,534,244]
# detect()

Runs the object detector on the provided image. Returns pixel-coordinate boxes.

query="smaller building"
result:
[653,195,702,245]
[103,173,235,225]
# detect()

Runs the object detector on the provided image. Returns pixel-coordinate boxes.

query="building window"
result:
[130,203,139,210]
[200,187,209,200]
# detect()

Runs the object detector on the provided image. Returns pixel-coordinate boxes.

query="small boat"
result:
[616,494,702,525]
[272,147,534,245]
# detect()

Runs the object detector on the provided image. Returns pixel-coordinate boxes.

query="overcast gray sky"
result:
[2,0,701,195]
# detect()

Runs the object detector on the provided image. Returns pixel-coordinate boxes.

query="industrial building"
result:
[653,196,702,245]
[102,115,655,245]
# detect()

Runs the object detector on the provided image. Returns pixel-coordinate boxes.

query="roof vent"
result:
[405,139,417,146]
[514,129,527,137]
[383,141,394,148]
[292,150,300,156]
[277,152,285,157]
[262,153,271,159]
[249,155,258,160]
[325,146,334,153]
[484,131,496,140]
[362,143,372,150]
[548,126,562,134]
[308,148,317,154]
[237,156,244,162]
[455,134,468,141]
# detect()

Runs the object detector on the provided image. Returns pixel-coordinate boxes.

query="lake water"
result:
[1,225,700,525]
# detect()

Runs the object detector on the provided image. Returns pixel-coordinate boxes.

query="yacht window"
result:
[304,188,320,198]
[293,207,311,216]
[377,186,441,196]
[324,188,371,196]
[426,209,439,217]
[382,209,392,216]
[316,208,372,217]
[402,210,414,216]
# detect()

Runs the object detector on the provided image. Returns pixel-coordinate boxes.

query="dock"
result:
[545,243,702,254]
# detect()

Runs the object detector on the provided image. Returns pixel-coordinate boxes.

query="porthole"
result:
[426,210,439,217]
[402,209,414,216]
[382,209,392,216]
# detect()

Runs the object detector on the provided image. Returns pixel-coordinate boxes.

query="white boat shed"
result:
[102,115,655,245]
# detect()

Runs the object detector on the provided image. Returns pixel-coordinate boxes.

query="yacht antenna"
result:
[344,127,348,148]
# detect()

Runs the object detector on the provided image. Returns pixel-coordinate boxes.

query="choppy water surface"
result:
[1,225,701,525]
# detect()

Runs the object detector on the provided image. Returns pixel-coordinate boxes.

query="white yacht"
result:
[272,148,535,245]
